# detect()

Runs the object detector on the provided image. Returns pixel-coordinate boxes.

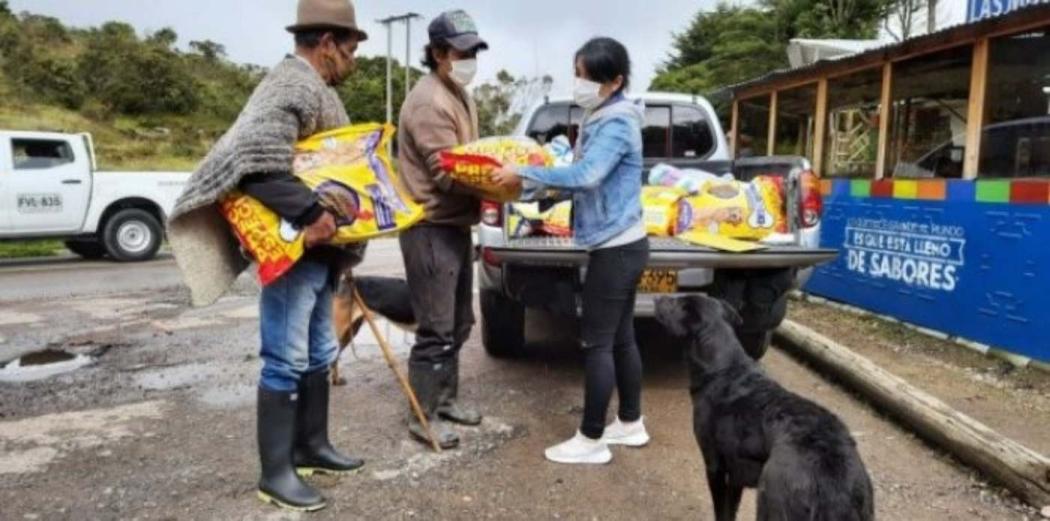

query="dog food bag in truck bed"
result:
[221,123,424,286]
[677,176,785,240]
[641,185,689,237]
[438,136,553,202]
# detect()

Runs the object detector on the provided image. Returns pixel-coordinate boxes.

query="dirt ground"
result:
[1,242,1047,520]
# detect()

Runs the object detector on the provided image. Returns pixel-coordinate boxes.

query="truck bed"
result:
[487,236,837,270]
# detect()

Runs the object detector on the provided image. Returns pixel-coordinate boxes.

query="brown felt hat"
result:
[286,0,368,41]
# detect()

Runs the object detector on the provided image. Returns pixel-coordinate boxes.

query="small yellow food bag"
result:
[677,177,784,240]
[641,186,688,237]
[221,123,424,285]
[439,136,553,202]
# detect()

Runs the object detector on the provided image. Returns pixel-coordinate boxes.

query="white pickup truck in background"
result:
[0,131,189,261]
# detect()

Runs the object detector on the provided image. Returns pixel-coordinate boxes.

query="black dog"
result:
[655,294,874,521]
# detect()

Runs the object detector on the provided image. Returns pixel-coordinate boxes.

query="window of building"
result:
[887,45,973,179]
[824,68,883,178]
[737,95,770,158]
[981,25,1050,178]
[775,84,818,158]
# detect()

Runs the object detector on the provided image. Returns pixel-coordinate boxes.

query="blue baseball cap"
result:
[428,10,488,52]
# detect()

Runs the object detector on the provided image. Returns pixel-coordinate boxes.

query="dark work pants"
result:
[579,237,650,440]
[400,225,475,367]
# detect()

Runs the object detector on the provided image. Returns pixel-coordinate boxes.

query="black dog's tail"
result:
[352,276,415,325]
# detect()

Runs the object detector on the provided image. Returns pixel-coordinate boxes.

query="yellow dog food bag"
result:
[439,136,553,202]
[641,186,688,237]
[221,123,424,285]
[677,177,784,240]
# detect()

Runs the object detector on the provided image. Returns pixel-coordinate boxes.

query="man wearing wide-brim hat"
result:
[167,0,368,512]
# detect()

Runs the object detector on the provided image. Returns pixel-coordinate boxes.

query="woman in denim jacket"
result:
[494,37,650,465]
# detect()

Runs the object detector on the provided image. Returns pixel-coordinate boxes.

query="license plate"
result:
[638,269,678,293]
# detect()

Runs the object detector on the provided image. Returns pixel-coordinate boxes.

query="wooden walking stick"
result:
[351,288,443,453]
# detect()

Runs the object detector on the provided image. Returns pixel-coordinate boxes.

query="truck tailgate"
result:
[487,237,837,270]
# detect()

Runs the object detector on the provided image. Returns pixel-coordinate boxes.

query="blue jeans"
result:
[259,260,338,392]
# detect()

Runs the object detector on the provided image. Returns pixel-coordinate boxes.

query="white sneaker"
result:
[601,417,650,447]
[544,431,612,465]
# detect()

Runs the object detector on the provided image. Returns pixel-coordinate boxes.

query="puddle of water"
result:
[0,349,94,383]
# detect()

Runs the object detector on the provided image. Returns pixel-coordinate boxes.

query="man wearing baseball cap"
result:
[168,0,368,512]
[397,10,489,450]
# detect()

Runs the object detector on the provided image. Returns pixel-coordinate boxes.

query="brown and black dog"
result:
[330,274,417,385]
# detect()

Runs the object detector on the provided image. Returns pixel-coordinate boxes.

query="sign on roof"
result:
[968,0,1049,22]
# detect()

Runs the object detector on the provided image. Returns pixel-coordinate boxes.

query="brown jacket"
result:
[398,73,480,226]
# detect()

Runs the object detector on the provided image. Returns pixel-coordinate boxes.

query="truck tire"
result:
[480,289,526,358]
[64,239,106,260]
[102,209,162,262]
[710,268,794,361]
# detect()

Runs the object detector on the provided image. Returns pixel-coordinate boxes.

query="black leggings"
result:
[579,237,650,439]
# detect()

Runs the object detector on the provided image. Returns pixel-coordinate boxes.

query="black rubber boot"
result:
[408,361,460,449]
[294,370,365,476]
[257,388,326,512]
[437,358,482,426]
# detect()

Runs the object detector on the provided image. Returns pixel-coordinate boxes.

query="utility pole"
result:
[378,13,423,127]
[927,0,938,34]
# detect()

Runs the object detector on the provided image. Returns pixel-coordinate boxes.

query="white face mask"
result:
[573,77,605,110]
[449,58,477,87]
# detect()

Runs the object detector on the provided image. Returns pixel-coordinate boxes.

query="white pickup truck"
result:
[0,130,189,261]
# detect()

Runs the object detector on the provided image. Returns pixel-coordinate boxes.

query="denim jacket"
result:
[519,95,645,247]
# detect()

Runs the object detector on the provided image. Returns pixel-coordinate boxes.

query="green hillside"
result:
[0,2,419,172]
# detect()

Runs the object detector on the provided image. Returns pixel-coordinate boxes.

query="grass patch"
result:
[0,240,65,259]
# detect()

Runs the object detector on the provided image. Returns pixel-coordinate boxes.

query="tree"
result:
[0,1,12,19]
[652,5,787,94]
[79,24,200,114]
[474,70,552,136]
[336,56,424,125]
[652,0,891,94]
[884,0,927,41]
[190,40,226,62]
[767,0,891,39]
[148,27,178,49]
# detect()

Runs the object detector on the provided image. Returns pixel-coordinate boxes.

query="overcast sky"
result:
[8,0,717,95]
[11,0,967,95]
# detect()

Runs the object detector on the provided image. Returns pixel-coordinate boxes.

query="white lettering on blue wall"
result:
[844,218,965,292]
[969,0,1049,21]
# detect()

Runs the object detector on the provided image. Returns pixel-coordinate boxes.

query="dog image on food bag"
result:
[655,294,874,521]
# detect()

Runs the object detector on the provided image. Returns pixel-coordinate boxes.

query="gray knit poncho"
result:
[168,56,351,307]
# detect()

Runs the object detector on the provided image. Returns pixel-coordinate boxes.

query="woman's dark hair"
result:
[421,41,452,71]
[574,37,631,93]
[294,27,354,50]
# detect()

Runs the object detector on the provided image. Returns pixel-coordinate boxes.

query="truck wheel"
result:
[103,209,162,262]
[64,239,106,260]
[480,289,526,358]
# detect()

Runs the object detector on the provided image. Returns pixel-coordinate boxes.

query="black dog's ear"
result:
[718,299,743,327]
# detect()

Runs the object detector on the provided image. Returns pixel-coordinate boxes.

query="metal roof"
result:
[726,3,1050,97]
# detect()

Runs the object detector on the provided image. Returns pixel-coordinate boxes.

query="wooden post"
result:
[964,38,991,179]
[767,91,779,156]
[352,289,443,453]
[874,63,893,179]
[775,320,1050,508]
[730,99,740,159]
[813,78,829,176]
